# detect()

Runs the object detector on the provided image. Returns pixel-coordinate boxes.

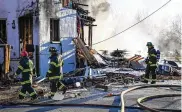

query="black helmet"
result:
[49,47,57,52]
[146,42,153,46]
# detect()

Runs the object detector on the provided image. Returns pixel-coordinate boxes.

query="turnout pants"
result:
[144,65,157,82]
[50,79,65,96]
[19,83,37,99]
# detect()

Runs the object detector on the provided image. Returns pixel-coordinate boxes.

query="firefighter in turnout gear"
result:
[46,47,67,98]
[15,50,37,100]
[142,42,157,84]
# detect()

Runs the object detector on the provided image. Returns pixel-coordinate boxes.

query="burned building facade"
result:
[0,0,96,78]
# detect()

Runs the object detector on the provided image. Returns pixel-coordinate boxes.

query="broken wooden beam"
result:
[72,38,98,65]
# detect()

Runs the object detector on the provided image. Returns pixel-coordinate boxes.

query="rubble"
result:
[0,0,181,111]
[0,86,19,104]
[0,52,181,105]
[0,64,181,104]
[157,75,181,80]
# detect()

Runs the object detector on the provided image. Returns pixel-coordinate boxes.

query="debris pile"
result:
[0,52,181,104]
[0,86,19,104]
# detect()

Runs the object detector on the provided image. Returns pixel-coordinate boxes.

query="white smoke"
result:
[81,0,182,58]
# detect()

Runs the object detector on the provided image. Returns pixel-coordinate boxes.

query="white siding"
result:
[0,0,39,71]
[59,8,77,73]
[39,0,77,76]
[0,0,77,75]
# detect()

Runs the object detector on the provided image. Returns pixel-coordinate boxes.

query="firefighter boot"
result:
[48,92,55,99]
[151,81,156,84]
[141,74,148,84]
[62,86,67,94]
[48,94,54,99]
[31,94,38,100]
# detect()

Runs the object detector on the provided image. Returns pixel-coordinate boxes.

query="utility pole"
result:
[88,22,92,47]
[86,22,97,48]
[81,20,84,42]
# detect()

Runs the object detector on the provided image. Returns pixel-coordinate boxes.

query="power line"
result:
[92,0,172,46]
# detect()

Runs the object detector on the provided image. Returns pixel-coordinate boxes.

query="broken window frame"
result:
[50,18,60,43]
[0,19,7,44]
[18,15,33,55]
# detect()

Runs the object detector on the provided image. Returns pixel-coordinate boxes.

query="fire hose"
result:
[120,84,181,112]
[0,84,181,112]
[137,94,180,112]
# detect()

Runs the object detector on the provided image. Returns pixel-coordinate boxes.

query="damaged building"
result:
[0,0,99,80]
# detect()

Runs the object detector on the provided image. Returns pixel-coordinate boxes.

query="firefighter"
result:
[46,47,67,98]
[142,42,157,84]
[15,50,37,100]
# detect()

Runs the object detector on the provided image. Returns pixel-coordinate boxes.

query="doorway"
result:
[18,15,33,53]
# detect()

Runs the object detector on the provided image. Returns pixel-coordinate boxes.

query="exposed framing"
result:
[18,15,33,54]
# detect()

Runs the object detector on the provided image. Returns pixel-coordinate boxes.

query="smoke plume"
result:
[79,0,182,58]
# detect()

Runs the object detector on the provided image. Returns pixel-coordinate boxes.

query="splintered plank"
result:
[4,44,10,74]
[73,38,98,65]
